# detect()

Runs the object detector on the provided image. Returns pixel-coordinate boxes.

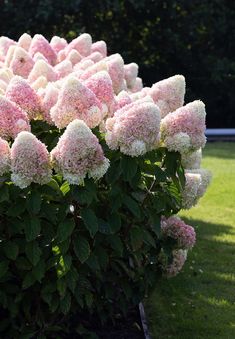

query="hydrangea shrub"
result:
[0,33,211,337]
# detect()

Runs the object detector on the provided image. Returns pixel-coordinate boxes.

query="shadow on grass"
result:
[204,142,235,159]
[146,218,235,339]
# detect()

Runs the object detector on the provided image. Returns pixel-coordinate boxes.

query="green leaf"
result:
[108,213,121,233]
[25,241,41,266]
[3,241,19,260]
[106,160,122,184]
[57,278,67,297]
[150,213,161,236]
[26,191,41,214]
[0,261,9,278]
[24,216,41,241]
[130,227,143,251]
[142,229,156,248]
[121,156,137,182]
[123,195,141,219]
[81,208,98,238]
[57,219,75,242]
[73,236,90,263]
[32,259,46,282]
[98,219,112,234]
[107,235,123,256]
[60,181,70,195]
[60,292,71,314]
[22,272,36,289]
[6,200,26,217]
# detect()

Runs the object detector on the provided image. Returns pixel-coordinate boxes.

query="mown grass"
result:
[146,142,235,339]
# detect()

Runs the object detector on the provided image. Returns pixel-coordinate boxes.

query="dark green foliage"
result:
[0,121,185,337]
[0,0,234,127]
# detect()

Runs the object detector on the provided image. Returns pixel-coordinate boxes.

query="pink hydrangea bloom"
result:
[124,63,138,88]
[65,49,82,65]
[29,34,57,65]
[18,33,32,51]
[84,71,115,117]
[0,68,13,84]
[165,249,188,277]
[33,52,48,63]
[161,216,196,250]
[50,36,68,54]
[28,59,58,83]
[114,90,132,110]
[0,137,10,175]
[129,77,143,93]
[54,60,73,79]
[51,119,109,185]
[51,76,102,129]
[0,96,30,139]
[91,40,107,57]
[31,76,48,91]
[11,131,51,188]
[105,54,125,94]
[74,59,95,72]
[84,51,104,63]
[5,45,17,67]
[0,79,7,92]
[79,60,107,80]
[182,169,212,209]
[161,100,206,153]
[6,76,41,120]
[105,98,161,156]
[40,84,59,124]
[65,33,92,57]
[9,47,34,78]
[0,37,16,60]
[181,149,202,169]
[149,75,186,117]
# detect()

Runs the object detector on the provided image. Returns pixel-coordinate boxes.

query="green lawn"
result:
[146,142,235,339]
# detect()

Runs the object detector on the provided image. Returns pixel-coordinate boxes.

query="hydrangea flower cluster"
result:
[51,119,109,185]
[11,131,51,188]
[161,216,196,250]
[0,33,211,278]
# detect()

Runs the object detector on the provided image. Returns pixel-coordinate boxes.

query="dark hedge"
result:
[0,0,234,127]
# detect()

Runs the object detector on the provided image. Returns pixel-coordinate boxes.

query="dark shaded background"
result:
[0,0,234,128]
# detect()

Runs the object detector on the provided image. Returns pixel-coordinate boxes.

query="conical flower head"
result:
[0,95,30,139]
[65,49,82,65]
[6,76,41,119]
[149,75,186,117]
[124,63,138,88]
[18,33,32,51]
[28,59,58,83]
[11,131,51,188]
[161,100,206,153]
[84,71,114,116]
[0,37,16,60]
[130,77,143,93]
[91,40,107,57]
[41,83,59,124]
[29,34,57,65]
[50,36,68,54]
[9,47,34,78]
[51,119,109,185]
[65,33,92,57]
[105,98,161,156]
[0,137,10,175]
[106,54,125,94]
[50,76,102,129]
[79,60,107,81]
[54,60,73,79]
[182,169,212,209]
